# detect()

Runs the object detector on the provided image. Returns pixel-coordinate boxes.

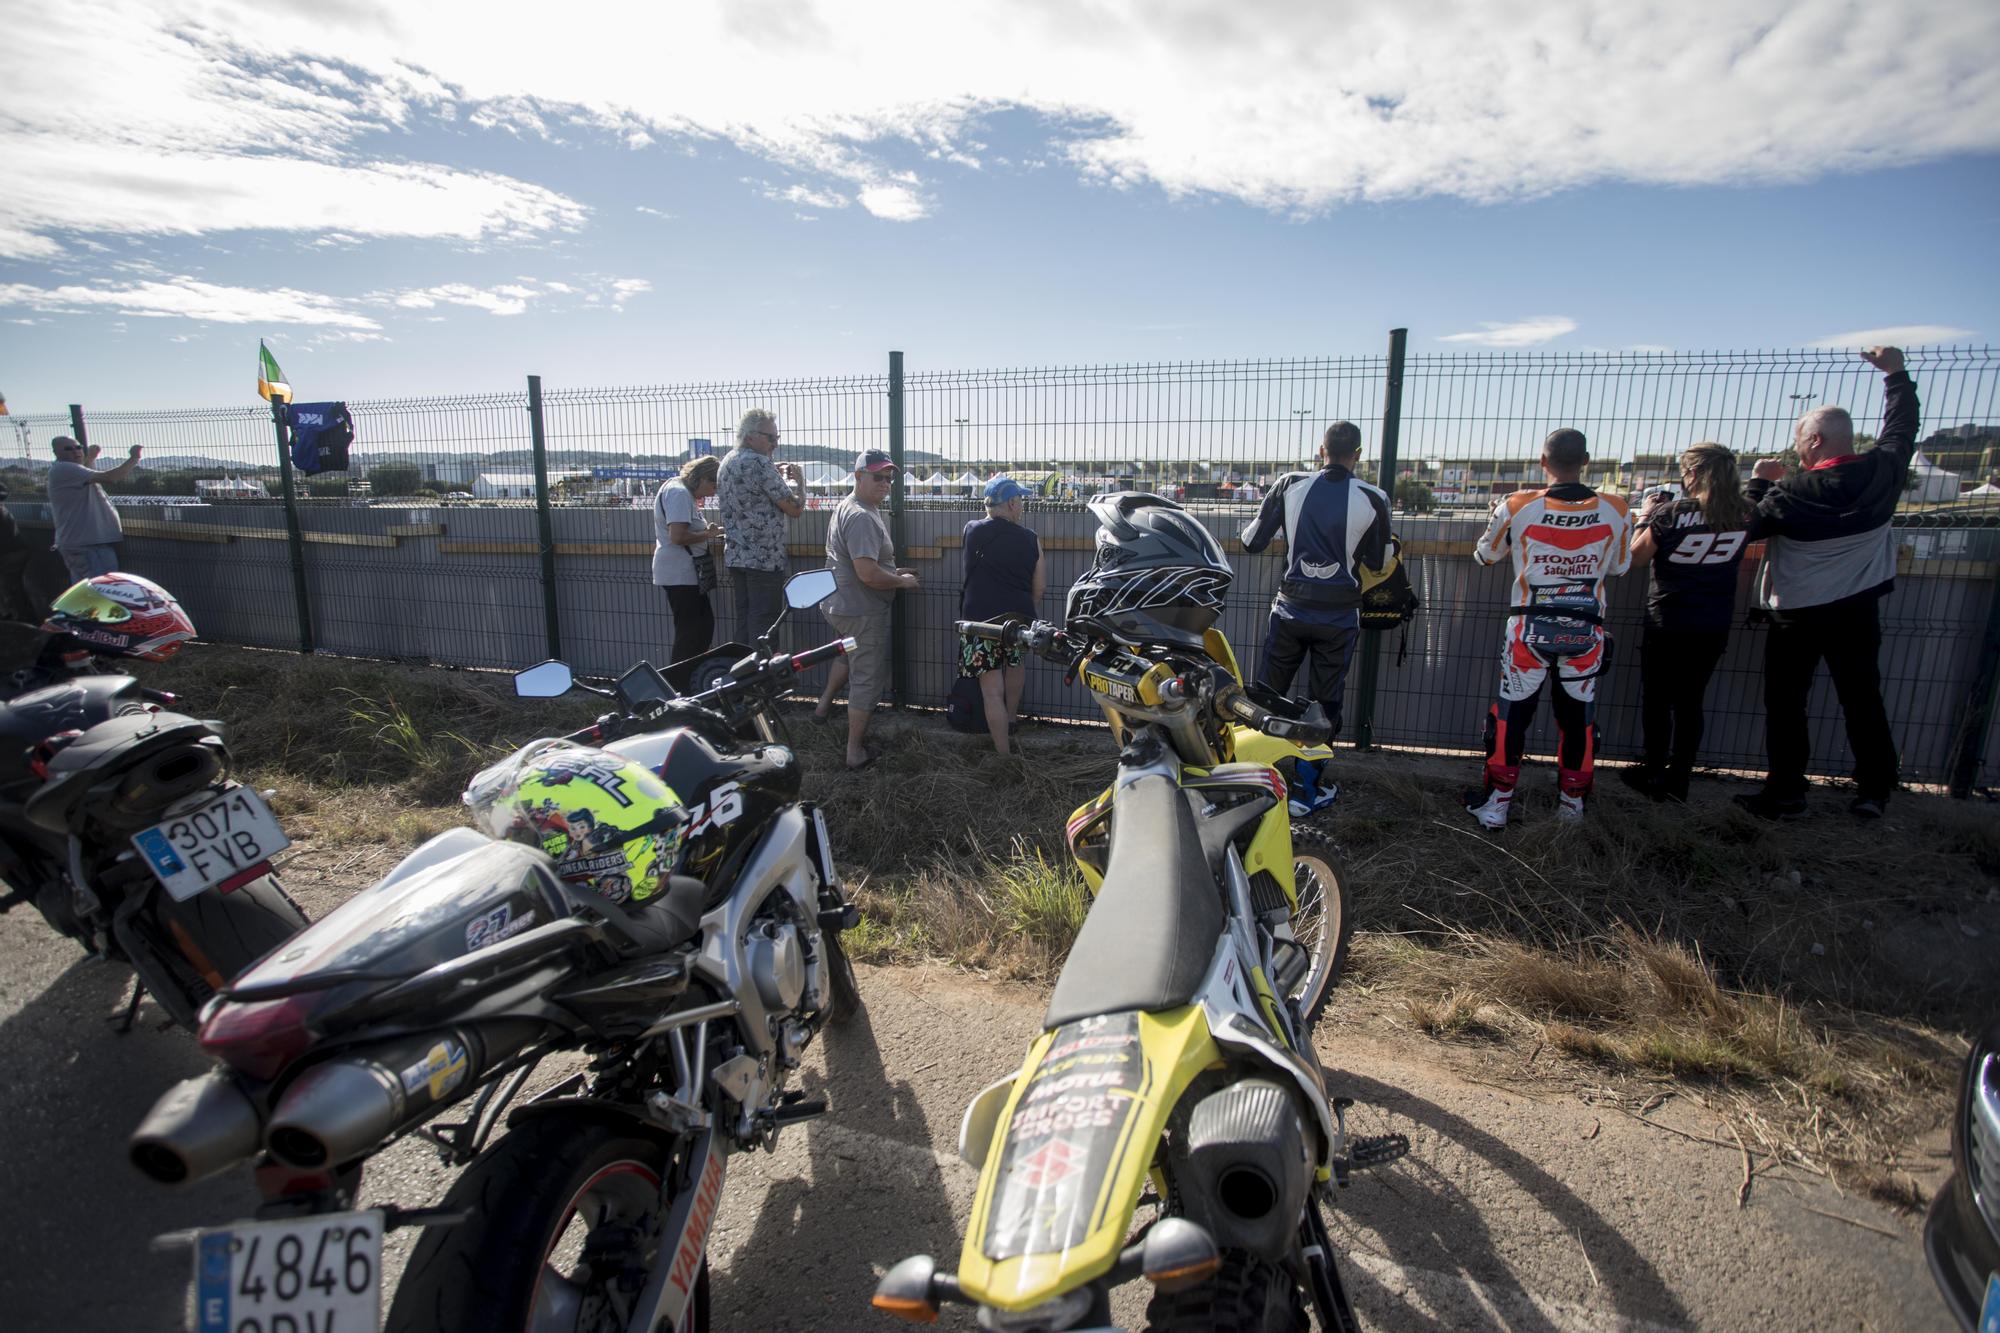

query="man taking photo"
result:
[1735,346,1919,821]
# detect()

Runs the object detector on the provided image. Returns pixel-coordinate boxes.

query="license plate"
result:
[193,1210,382,1333]
[133,787,292,903]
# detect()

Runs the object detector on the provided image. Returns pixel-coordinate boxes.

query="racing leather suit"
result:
[1472,483,1633,797]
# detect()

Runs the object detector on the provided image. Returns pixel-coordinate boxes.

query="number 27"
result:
[1668,531,1745,565]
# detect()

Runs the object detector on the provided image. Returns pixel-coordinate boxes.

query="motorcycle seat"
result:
[1043,773,1225,1030]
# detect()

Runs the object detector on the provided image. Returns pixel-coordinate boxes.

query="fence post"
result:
[67,403,88,451]
[1948,565,2000,797]
[269,397,314,654]
[1350,327,1408,750]
[527,375,562,661]
[887,350,908,708]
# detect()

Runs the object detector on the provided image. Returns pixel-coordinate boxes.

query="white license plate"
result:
[193,1209,382,1333]
[133,787,292,902]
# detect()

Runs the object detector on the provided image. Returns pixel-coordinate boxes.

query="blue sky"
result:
[2,1,1996,414]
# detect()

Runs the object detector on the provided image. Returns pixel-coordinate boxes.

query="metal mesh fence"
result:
[7,343,1996,791]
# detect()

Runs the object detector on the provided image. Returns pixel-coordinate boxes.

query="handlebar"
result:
[552,636,858,747]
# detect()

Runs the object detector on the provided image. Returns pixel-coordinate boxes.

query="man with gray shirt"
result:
[48,436,141,581]
[814,450,918,770]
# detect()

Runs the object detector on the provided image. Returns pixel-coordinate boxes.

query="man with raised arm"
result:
[47,435,141,581]
[1735,346,1920,821]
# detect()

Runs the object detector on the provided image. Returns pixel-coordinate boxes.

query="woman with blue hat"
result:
[959,476,1045,754]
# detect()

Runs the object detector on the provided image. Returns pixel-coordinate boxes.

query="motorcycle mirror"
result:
[784,568,837,610]
[514,660,575,698]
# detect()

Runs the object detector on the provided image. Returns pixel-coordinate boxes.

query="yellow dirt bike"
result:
[875,612,1405,1333]
[1060,623,1350,1024]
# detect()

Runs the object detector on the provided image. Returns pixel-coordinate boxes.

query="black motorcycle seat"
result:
[1043,774,1225,1030]
[24,712,217,833]
[595,874,708,955]
[0,676,146,786]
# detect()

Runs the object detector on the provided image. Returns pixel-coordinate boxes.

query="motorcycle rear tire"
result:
[1286,827,1352,1027]
[386,1115,710,1333]
[143,874,306,1001]
[1143,1247,1306,1332]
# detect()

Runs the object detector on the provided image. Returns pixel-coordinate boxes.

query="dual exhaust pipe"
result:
[130,1023,540,1186]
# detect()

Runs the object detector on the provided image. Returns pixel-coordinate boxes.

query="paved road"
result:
[0,898,1952,1331]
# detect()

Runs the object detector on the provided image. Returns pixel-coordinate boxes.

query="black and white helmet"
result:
[1065,492,1233,647]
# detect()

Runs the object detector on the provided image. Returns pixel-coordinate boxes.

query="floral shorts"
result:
[959,631,1024,678]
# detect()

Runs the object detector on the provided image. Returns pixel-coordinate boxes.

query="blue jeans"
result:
[57,543,121,583]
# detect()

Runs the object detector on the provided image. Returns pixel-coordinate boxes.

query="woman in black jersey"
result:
[1621,443,1750,801]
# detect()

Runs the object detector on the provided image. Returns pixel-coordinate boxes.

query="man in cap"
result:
[815,450,919,769]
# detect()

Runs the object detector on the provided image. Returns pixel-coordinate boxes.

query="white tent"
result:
[1967,482,2000,497]
[1908,451,1961,504]
[799,461,849,490]
[918,470,950,488]
[949,471,983,490]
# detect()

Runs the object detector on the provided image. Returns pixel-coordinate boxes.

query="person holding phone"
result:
[1620,442,1750,802]
[47,435,141,580]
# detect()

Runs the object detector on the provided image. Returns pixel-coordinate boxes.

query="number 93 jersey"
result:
[1644,498,1747,633]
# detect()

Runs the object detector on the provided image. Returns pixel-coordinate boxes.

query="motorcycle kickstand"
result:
[1301,1199,1361,1333]
[109,976,144,1035]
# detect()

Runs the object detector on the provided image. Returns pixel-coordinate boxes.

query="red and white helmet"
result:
[44,573,196,661]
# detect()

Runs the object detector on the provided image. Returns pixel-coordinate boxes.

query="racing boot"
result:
[1463,786,1512,830]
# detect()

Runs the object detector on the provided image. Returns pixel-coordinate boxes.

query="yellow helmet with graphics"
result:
[473,741,688,905]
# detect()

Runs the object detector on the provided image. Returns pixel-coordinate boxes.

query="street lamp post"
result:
[954,416,969,465]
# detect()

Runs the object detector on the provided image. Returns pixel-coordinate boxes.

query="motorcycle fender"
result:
[628,1125,725,1333]
[954,1005,1221,1313]
[958,1071,1018,1170]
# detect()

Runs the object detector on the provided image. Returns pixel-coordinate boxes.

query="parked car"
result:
[441,491,475,505]
[1925,1015,2000,1330]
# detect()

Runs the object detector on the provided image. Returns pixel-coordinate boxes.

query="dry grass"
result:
[132,645,1992,1201]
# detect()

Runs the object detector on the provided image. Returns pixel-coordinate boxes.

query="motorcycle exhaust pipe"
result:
[130,1070,263,1186]
[1181,1079,1311,1261]
[264,1022,541,1170]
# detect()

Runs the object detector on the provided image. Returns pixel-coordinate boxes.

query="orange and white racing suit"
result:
[1472,483,1633,797]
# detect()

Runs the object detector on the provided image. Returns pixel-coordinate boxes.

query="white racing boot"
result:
[1557,792,1586,823]
[1464,787,1512,830]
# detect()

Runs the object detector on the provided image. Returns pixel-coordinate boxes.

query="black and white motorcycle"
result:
[132,570,863,1333]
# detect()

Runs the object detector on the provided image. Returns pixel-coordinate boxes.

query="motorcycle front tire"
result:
[386,1114,710,1333]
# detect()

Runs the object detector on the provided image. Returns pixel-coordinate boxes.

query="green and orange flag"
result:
[257,340,291,404]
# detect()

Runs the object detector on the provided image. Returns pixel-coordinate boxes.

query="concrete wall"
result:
[16,499,1997,789]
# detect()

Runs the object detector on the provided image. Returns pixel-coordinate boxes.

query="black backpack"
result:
[945,675,987,733]
[1357,535,1421,662]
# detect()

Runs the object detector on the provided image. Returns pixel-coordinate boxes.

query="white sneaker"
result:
[1464,788,1512,830]
[1557,792,1586,823]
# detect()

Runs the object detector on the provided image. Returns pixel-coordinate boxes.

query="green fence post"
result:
[269,397,314,654]
[888,350,908,708]
[67,403,88,451]
[1350,327,1408,750]
[527,374,562,660]
[1948,564,2000,797]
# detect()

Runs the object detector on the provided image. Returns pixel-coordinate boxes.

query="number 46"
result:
[1667,531,1746,565]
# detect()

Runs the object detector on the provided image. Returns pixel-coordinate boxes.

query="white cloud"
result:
[609,278,652,309]
[766,184,850,210]
[2,0,1996,263]
[1806,324,1978,348]
[857,184,928,221]
[1438,316,1578,349]
[0,277,382,328]
[385,282,534,316]
[635,206,676,221]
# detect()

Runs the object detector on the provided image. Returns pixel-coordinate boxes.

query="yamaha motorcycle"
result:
[131,570,862,1333]
[0,629,305,1030]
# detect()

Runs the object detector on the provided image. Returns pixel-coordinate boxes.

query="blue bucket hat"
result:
[984,476,1032,506]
